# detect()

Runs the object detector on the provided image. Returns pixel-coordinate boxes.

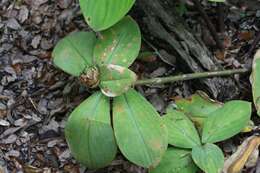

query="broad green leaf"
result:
[52,31,96,76]
[99,64,137,97]
[175,91,223,128]
[202,100,251,144]
[192,143,224,173]
[65,92,117,169]
[94,16,141,67]
[150,148,198,173]
[163,108,201,148]
[251,49,260,116]
[79,0,135,31]
[113,89,168,168]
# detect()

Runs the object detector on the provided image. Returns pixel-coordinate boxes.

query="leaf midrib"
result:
[123,94,153,165]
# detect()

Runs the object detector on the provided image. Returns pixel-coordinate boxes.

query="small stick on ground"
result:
[135,68,249,85]
[193,0,223,49]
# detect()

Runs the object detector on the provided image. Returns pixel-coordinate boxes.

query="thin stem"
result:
[134,68,249,85]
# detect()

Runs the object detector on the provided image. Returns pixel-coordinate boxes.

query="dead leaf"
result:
[23,165,42,173]
[215,50,226,61]
[238,31,254,41]
[223,136,260,173]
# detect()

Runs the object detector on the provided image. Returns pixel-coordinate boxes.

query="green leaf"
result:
[163,108,201,149]
[202,100,251,144]
[52,31,96,76]
[150,148,198,173]
[94,16,141,67]
[192,144,224,173]
[113,89,168,168]
[251,49,260,116]
[79,0,135,31]
[175,91,223,128]
[99,64,137,97]
[65,92,117,169]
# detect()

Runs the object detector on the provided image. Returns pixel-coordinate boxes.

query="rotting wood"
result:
[135,0,240,100]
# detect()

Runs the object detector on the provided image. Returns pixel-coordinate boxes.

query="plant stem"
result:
[134,68,249,85]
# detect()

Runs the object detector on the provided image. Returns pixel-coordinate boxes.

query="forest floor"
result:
[0,0,260,172]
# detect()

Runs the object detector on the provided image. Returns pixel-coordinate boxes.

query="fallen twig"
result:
[135,68,249,85]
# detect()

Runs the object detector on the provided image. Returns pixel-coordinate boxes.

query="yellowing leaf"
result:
[175,91,223,128]
[65,92,117,169]
[113,89,168,168]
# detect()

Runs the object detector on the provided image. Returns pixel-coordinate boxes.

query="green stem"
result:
[134,68,249,85]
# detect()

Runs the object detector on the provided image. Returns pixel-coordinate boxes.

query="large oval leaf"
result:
[163,107,201,148]
[251,49,260,116]
[99,64,137,97]
[192,143,224,173]
[79,0,135,31]
[93,16,141,67]
[175,91,223,128]
[52,31,96,76]
[202,100,251,144]
[65,92,117,169]
[150,148,197,173]
[113,89,168,168]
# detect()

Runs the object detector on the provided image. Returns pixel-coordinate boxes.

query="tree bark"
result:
[135,0,240,100]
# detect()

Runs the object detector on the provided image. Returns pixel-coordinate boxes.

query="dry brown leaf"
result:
[23,165,42,173]
[215,50,226,61]
[0,166,4,173]
[238,31,254,41]
[223,136,260,173]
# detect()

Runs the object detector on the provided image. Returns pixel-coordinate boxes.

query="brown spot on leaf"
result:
[115,105,124,113]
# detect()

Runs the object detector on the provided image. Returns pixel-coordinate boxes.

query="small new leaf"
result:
[113,89,168,168]
[94,16,141,67]
[52,32,96,76]
[163,108,201,148]
[251,49,260,116]
[79,0,135,31]
[192,144,224,173]
[150,148,198,173]
[202,100,251,144]
[99,64,137,97]
[65,92,117,169]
